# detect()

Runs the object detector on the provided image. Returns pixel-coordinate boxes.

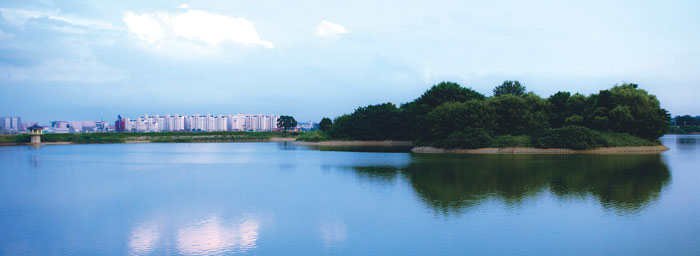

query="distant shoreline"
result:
[294,140,413,146]
[0,139,671,154]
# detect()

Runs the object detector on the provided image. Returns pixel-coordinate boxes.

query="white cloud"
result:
[123,9,273,48]
[123,12,165,44]
[0,8,117,31]
[176,4,191,9]
[315,20,347,39]
[0,8,42,27]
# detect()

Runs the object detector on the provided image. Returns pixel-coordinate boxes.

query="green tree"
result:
[488,95,534,135]
[277,115,298,132]
[493,80,526,97]
[675,115,699,126]
[330,103,401,140]
[400,81,485,140]
[319,117,333,132]
[599,83,669,139]
[565,93,588,118]
[329,114,352,138]
[425,100,496,140]
[547,91,571,128]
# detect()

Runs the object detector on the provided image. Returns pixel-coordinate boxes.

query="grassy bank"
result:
[296,131,333,142]
[668,126,700,134]
[0,131,299,145]
[297,126,658,150]
[422,126,659,150]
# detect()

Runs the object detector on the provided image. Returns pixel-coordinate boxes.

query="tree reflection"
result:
[350,154,670,215]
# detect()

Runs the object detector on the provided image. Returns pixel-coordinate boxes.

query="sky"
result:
[1,0,699,123]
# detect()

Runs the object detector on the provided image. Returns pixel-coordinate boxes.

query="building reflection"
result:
[176,215,259,255]
[349,154,670,215]
[129,221,160,255]
[127,214,260,256]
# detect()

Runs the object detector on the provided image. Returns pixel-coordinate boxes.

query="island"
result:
[297,80,671,154]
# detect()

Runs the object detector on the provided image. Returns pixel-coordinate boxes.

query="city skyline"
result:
[1,0,699,123]
[0,112,321,133]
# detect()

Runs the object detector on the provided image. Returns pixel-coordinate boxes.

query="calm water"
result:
[1,135,699,255]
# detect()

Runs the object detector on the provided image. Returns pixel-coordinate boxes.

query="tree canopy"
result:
[493,80,526,97]
[277,115,297,132]
[323,81,669,149]
[319,117,333,132]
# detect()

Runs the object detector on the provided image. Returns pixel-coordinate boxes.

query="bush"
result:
[0,135,31,144]
[296,132,332,142]
[436,128,493,149]
[534,125,607,149]
[492,135,533,147]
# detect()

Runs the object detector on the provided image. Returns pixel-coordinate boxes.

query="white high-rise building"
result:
[117,113,280,132]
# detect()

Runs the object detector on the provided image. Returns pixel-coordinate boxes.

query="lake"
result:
[1,135,699,255]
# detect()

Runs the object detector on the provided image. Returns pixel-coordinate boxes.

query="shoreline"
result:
[1,139,671,154]
[294,140,413,146]
[0,137,297,147]
[411,145,670,154]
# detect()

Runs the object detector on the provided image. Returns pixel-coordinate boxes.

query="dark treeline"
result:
[669,115,700,134]
[319,81,670,149]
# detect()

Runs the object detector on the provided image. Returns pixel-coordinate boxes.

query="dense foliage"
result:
[668,115,700,134]
[319,117,333,132]
[323,80,669,149]
[493,80,526,97]
[277,115,298,132]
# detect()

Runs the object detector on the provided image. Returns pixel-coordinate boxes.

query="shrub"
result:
[296,132,332,142]
[534,125,607,149]
[492,135,533,147]
[436,128,493,149]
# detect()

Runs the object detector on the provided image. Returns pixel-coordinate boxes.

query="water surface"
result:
[0,135,698,255]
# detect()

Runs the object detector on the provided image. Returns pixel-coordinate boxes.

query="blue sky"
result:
[1,0,699,123]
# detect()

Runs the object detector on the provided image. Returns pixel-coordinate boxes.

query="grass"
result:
[295,131,332,142]
[420,126,660,150]
[0,131,300,145]
[668,126,700,134]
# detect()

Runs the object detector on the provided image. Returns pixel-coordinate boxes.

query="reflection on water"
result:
[129,221,160,255]
[1,138,697,255]
[126,215,260,256]
[176,215,259,256]
[319,219,347,248]
[676,136,699,152]
[315,145,413,153]
[351,154,670,215]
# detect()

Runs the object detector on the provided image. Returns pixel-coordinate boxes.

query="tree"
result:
[547,91,571,128]
[319,117,333,132]
[349,102,401,140]
[488,95,534,135]
[399,81,485,140]
[605,83,670,139]
[493,80,526,97]
[277,115,297,132]
[675,115,699,126]
[425,100,496,140]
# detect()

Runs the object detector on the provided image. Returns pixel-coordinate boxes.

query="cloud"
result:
[315,20,347,39]
[176,4,191,9]
[123,9,273,48]
[0,8,116,31]
[0,8,41,27]
[123,12,165,44]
